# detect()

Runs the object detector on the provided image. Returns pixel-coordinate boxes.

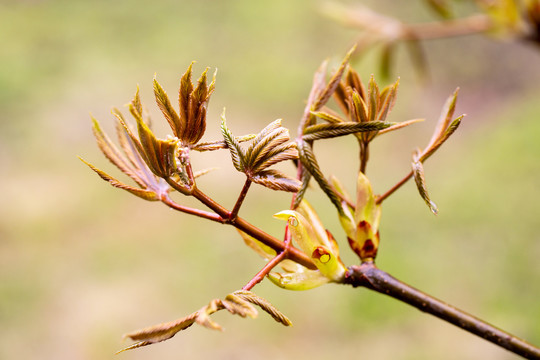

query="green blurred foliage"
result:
[1,0,539,359]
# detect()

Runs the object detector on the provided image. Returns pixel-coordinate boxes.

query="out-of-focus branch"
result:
[323,2,493,43]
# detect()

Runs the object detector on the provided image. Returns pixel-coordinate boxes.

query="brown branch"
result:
[359,142,369,175]
[344,262,540,359]
[190,187,317,270]
[231,179,252,220]
[375,170,413,205]
[402,14,493,41]
[329,3,493,43]
[243,232,291,291]
[160,193,225,223]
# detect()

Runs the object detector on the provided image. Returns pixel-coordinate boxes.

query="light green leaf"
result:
[273,210,346,280]
[268,270,330,290]
[412,153,438,215]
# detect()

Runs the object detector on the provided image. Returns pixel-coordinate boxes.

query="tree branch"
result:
[231,178,252,220]
[190,187,317,270]
[344,262,540,359]
[160,193,225,223]
[376,170,413,205]
[243,232,291,291]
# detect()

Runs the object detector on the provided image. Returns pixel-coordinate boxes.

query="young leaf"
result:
[367,75,380,121]
[302,121,393,141]
[292,168,312,209]
[421,115,463,162]
[311,110,345,124]
[91,116,144,187]
[412,153,438,215]
[80,158,159,201]
[179,61,194,126]
[220,109,245,172]
[274,210,346,280]
[427,88,459,149]
[251,169,301,193]
[154,76,182,138]
[312,45,356,111]
[268,270,331,290]
[250,142,298,173]
[245,125,289,168]
[233,290,292,326]
[297,140,343,214]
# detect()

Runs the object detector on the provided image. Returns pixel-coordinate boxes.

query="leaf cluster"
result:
[221,113,301,192]
[118,290,291,353]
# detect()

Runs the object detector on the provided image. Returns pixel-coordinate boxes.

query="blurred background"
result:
[1,0,539,359]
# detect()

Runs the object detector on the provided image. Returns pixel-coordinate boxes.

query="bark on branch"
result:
[344,262,540,359]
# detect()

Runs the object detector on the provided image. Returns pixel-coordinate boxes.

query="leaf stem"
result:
[231,179,252,220]
[344,262,540,359]
[359,142,369,175]
[375,170,413,205]
[190,187,317,270]
[243,232,291,291]
[160,193,225,223]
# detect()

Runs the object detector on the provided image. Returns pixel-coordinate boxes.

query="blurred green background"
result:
[1,1,539,359]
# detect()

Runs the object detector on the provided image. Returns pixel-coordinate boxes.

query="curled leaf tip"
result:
[273,210,298,223]
[429,200,439,215]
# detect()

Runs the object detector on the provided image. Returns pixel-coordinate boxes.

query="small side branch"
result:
[344,262,540,359]
[231,179,252,221]
[191,187,317,270]
[243,231,291,291]
[402,14,493,41]
[160,194,225,223]
[376,170,413,204]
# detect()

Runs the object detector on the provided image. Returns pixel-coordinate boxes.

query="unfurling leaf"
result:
[312,45,356,111]
[134,112,179,178]
[91,116,145,188]
[302,121,394,141]
[311,109,345,124]
[268,270,331,290]
[297,140,343,214]
[153,76,182,138]
[192,134,256,152]
[154,64,215,146]
[412,152,438,215]
[292,167,312,209]
[421,115,463,162]
[233,290,292,326]
[245,120,290,168]
[427,88,459,149]
[222,115,299,191]
[220,109,246,172]
[355,171,380,229]
[86,114,169,200]
[338,171,382,261]
[273,209,346,281]
[79,158,160,201]
[251,169,301,193]
[119,290,290,352]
